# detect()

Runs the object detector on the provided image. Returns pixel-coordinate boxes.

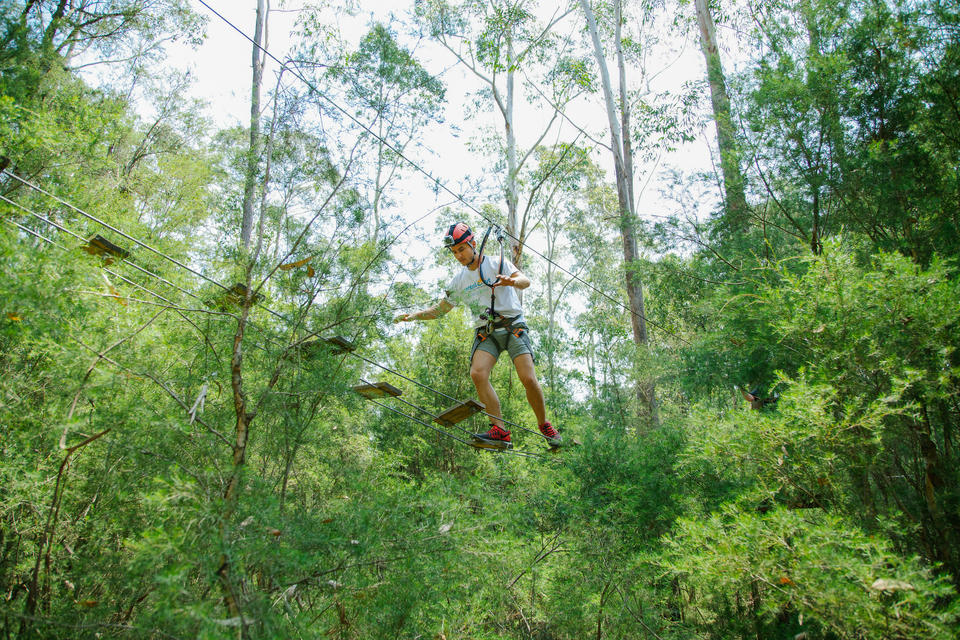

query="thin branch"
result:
[69,337,232,447]
[66,307,167,426]
[507,531,566,588]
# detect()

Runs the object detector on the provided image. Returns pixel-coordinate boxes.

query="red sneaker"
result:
[471,424,512,450]
[539,421,562,448]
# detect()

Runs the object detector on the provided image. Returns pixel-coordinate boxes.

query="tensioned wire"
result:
[194,0,693,347]
[360,378,547,460]
[0,201,283,384]
[1,182,555,451]
[0,191,287,355]
[0,193,205,305]
[1,192,411,364]
[4,172,460,336]
[1,170,294,324]
[2,177,553,441]
[0,208,503,454]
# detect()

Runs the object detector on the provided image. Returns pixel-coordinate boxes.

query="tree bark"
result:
[694,0,748,230]
[504,30,521,266]
[216,302,255,624]
[426,0,574,269]
[580,0,659,425]
[240,0,266,249]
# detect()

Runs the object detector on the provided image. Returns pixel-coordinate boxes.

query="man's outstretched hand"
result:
[494,274,520,288]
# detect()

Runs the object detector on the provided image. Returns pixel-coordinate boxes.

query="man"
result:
[394,222,561,449]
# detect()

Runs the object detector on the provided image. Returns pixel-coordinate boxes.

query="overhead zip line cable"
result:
[1,192,239,315]
[194,0,691,347]
[1,193,205,304]
[0,193,290,360]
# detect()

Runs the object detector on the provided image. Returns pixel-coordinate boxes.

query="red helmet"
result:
[443,222,473,247]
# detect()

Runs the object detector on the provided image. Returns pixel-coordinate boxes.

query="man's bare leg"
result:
[470,349,503,427]
[513,353,546,425]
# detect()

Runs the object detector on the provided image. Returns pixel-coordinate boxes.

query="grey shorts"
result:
[471,325,534,363]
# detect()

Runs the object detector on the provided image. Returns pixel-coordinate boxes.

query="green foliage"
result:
[2,0,960,638]
[733,0,960,262]
[668,506,960,639]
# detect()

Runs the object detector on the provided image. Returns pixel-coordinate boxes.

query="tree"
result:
[693,0,749,232]
[240,0,266,250]
[579,0,659,424]
[417,0,579,267]
[321,21,445,245]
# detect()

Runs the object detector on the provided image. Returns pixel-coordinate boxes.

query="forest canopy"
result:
[1,0,959,638]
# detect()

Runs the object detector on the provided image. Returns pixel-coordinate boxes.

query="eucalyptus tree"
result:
[737,0,849,257]
[835,0,960,262]
[240,0,267,250]
[0,0,202,83]
[579,0,669,424]
[736,0,960,261]
[319,21,446,245]
[416,0,581,267]
[0,0,203,184]
[520,142,593,391]
[693,0,748,232]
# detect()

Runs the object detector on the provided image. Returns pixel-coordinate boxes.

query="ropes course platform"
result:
[352,381,402,399]
[1,166,566,462]
[324,335,356,353]
[433,399,484,427]
[352,378,553,459]
[284,335,356,360]
[210,283,263,310]
[81,234,129,263]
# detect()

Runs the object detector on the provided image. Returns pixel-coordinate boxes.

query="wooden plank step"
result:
[210,283,263,310]
[81,234,130,262]
[353,381,402,399]
[323,335,356,353]
[283,335,355,360]
[434,399,485,427]
[283,338,318,359]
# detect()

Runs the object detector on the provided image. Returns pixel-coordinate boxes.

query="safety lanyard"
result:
[476,225,504,330]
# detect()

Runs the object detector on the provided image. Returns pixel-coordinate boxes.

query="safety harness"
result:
[474,225,526,342]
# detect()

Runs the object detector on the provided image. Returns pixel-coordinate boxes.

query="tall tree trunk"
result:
[545,211,558,390]
[615,0,659,423]
[240,0,266,249]
[694,0,748,230]
[223,0,269,596]
[216,295,259,626]
[801,0,830,255]
[425,0,575,268]
[580,0,659,426]
[504,31,521,268]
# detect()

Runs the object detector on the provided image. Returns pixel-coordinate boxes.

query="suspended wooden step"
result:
[211,283,263,310]
[284,335,355,360]
[81,234,129,263]
[352,381,402,399]
[324,335,356,354]
[434,399,484,427]
[283,338,317,360]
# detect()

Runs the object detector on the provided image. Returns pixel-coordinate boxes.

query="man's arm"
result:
[394,298,454,323]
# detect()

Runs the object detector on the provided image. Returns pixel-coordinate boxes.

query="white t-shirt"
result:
[446,256,524,328]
